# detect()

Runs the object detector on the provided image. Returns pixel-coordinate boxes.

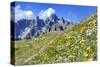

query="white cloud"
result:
[14,5,34,23]
[39,8,55,20]
[25,11,33,17]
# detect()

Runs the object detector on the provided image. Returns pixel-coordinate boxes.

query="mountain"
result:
[11,14,73,40]
[13,13,97,65]
[11,19,33,39]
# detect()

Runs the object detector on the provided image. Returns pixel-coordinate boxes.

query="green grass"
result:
[11,13,97,65]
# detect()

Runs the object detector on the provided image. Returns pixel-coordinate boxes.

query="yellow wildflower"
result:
[84,52,89,57]
[87,57,93,61]
[80,27,86,33]
[80,39,86,47]
[68,55,74,59]
[86,47,91,52]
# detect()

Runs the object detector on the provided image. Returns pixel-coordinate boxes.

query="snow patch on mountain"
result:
[18,20,34,39]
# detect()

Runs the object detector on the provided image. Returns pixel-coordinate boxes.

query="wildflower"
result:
[80,27,86,33]
[80,39,86,44]
[84,52,89,57]
[80,40,85,47]
[73,48,76,51]
[89,20,97,26]
[86,47,91,52]
[75,46,79,49]
[87,57,93,61]
[86,29,92,36]
[68,55,74,59]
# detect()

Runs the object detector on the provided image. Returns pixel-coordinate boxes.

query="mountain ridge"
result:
[11,13,73,40]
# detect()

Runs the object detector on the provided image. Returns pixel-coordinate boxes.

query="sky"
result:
[11,1,97,23]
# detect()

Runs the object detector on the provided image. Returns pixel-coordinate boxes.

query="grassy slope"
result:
[13,13,97,65]
[13,31,63,65]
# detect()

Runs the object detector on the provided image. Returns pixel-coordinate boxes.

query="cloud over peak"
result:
[39,8,56,20]
[14,5,34,23]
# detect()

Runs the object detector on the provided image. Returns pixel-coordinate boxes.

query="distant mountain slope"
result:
[12,13,73,40]
[13,13,97,65]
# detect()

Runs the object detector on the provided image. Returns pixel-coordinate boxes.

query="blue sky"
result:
[11,1,97,23]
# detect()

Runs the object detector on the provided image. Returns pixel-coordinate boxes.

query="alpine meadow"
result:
[11,2,97,65]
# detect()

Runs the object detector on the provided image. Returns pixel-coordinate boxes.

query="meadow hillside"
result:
[12,13,97,65]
